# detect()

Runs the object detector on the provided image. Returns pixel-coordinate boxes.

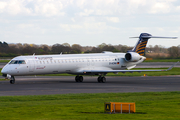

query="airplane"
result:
[1,33,178,84]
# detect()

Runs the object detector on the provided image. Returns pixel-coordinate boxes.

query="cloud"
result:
[0,0,180,47]
[176,6,180,12]
[106,17,119,23]
[0,0,179,16]
[149,2,171,14]
[18,23,34,29]
[59,24,83,31]
[34,1,65,17]
[0,0,65,16]
[0,1,7,11]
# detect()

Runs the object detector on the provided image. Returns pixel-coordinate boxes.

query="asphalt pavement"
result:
[0,76,180,96]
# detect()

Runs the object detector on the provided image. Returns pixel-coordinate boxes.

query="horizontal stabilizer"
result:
[130,36,177,39]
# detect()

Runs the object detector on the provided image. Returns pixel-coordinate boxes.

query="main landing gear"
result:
[10,76,15,84]
[97,76,106,83]
[75,76,83,82]
[75,75,106,83]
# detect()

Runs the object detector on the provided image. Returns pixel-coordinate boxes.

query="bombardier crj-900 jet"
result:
[1,33,178,84]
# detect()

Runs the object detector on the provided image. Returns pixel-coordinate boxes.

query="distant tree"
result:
[51,43,63,54]
[62,43,70,47]
[90,47,101,53]
[71,44,82,53]
[168,46,180,58]
[120,45,128,53]
[98,43,107,49]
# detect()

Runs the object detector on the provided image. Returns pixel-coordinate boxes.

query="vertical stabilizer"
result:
[129,33,177,56]
[130,33,151,56]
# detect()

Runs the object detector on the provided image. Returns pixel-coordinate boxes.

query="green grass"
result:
[144,59,180,62]
[0,78,6,81]
[0,60,9,63]
[0,92,180,120]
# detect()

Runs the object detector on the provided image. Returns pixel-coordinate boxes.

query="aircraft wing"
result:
[82,61,179,73]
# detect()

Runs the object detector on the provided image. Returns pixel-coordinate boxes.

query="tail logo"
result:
[135,40,148,55]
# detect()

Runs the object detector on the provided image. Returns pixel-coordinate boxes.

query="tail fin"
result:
[129,33,177,56]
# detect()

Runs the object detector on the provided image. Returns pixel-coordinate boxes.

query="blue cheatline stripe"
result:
[136,47,146,52]
[138,42,147,48]
[135,42,147,50]
[138,42,147,47]
[137,50,144,53]
[137,46,146,50]
[139,52,144,55]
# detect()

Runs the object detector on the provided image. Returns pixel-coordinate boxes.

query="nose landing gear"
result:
[10,76,15,84]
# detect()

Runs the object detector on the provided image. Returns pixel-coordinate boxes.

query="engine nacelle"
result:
[125,52,142,62]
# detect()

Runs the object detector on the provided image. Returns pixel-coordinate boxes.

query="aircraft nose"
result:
[1,66,8,74]
[1,68,6,74]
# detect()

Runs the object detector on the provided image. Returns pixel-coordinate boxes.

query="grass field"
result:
[144,59,180,62]
[0,92,179,120]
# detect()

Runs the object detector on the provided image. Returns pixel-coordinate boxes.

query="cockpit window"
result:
[18,60,26,64]
[9,60,26,64]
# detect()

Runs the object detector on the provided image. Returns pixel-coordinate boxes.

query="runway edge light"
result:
[104,102,136,113]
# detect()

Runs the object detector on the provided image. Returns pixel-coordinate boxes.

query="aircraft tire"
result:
[97,77,101,83]
[10,76,15,84]
[75,76,79,82]
[79,76,83,82]
[10,80,15,84]
[101,77,106,83]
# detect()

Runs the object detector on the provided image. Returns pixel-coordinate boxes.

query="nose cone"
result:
[1,65,9,74]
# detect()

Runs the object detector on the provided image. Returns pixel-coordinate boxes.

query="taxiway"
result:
[0,76,180,96]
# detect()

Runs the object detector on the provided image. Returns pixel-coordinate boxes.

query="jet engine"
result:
[125,52,142,62]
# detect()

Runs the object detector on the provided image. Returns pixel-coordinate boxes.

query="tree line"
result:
[0,41,180,59]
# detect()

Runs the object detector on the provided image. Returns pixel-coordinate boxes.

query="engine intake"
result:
[125,52,141,62]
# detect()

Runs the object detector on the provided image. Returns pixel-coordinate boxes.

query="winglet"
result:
[164,61,179,71]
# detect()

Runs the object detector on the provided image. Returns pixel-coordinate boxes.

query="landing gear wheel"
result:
[10,76,15,84]
[75,76,83,82]
[79,76,83,82]
[97,76,106,83]
[101,77,106,83]
[97,77,101,83]
[75,76,79,82]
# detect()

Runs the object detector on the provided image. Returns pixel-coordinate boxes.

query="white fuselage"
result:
[1,52,143,76]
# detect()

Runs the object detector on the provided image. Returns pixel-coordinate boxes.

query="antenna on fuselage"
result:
[33,53,35,56]
[60,52,62,55]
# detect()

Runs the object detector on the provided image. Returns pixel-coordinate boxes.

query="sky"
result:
[0,0,180,47]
